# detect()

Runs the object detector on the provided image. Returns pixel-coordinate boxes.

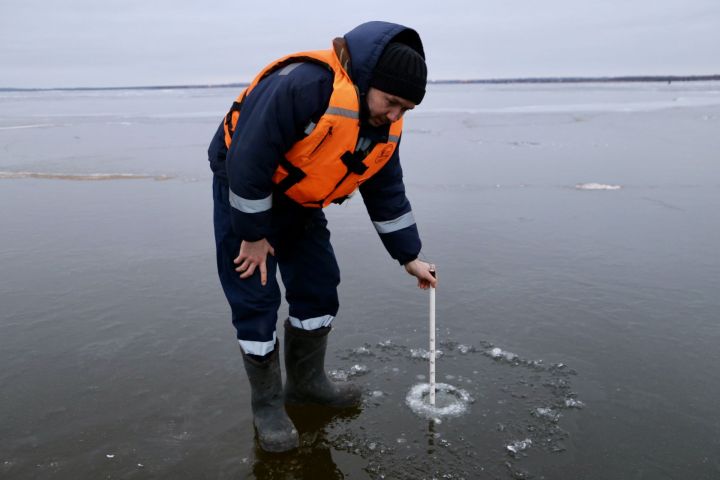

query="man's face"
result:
[365,88,416,127]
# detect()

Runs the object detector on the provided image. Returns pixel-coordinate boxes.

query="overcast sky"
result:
[1,0,718,88]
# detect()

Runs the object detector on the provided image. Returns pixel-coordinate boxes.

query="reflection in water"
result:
[251,405,361,479]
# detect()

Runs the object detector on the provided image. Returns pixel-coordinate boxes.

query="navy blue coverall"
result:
[208,21,424,356]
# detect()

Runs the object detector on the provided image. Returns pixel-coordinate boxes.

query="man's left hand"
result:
[404,259,438,290]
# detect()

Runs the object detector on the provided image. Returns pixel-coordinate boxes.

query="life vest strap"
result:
[276,156,307,193]
[340,150,369,175]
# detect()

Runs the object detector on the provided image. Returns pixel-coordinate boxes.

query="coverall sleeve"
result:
[225,64,332,241]
[359,138,422,265]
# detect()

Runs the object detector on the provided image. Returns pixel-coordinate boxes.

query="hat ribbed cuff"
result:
[371,73,425,105]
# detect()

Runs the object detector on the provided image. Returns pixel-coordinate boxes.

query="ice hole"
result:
[405,382,473,420]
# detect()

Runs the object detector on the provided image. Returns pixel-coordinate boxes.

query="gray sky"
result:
[1,0,718,88]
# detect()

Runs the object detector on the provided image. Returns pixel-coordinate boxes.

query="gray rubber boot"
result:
[283,319,363,407]
[241,345,299,452]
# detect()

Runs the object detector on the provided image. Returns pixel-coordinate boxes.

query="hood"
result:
[343,21,425,96]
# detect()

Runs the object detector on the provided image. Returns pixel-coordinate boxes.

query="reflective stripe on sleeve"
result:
[278,62,302,76]
[229,188,273,214]
[304,121,316,135]
[238,332,277,356]
[326,107,359,119]
[372,211,416,234]
[388,135,400,143]
[288,315,334,330]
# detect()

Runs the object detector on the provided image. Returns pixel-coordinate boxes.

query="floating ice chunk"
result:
[533,407,561,422]
[405,383,473,420]
[377,340,393,347]
[575,183,622,191]
[410,348,444,360]
[349,364,369,376]
[488,347,518,362]
[564,398,585,409]
[352,346,373,356]
[328,369,349,382]
[106,454,115,459]
[506,438,532,455]
[457,344,472,354]
[370,390,384,398]
[329,364,368,381]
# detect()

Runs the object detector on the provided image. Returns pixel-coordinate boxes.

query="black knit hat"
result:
[370,42,427,105]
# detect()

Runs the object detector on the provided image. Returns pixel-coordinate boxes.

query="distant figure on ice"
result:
[207,21,438,452]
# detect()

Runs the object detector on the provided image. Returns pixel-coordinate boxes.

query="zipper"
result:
[310,126,333,155]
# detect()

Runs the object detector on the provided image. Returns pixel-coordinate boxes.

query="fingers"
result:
[259,261,267,286]
[235,258,250,273]
[235,258,269,287]
[239,262,256,279]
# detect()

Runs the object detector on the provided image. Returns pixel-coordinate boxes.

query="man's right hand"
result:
[234,238,275,286]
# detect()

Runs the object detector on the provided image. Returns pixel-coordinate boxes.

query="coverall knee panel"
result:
[275,213,341,322]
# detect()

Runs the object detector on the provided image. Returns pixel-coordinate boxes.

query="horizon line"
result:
[2,74,719,92]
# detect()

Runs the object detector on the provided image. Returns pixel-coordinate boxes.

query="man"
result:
[208,21,438,452]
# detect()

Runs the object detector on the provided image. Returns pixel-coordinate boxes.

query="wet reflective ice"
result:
[3,82,720,479]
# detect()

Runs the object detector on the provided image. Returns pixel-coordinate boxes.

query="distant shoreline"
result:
[2,75,719,92]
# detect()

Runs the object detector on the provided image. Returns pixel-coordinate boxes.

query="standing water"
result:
[1,82,720,478]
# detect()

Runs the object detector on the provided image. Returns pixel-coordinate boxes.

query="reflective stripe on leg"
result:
[239,331,277,356]
[288,315,334,330]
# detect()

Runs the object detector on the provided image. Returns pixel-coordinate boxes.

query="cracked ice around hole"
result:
[405,382,473,420]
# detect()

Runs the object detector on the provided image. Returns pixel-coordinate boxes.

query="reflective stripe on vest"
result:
[222,47,404,208]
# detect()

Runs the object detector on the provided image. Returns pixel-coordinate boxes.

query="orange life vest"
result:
[223,47,403,208]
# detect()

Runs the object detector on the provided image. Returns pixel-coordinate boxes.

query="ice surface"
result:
[405,383,473,420]
[0,171,173,181]
[575,183,622,190]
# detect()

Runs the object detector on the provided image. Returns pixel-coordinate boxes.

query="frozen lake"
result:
[2,82,719,479]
